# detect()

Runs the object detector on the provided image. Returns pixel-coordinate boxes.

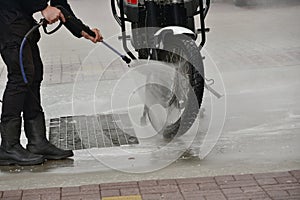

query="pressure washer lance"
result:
[103,41,131,64]
[81,27,131,64]
[56,5,131,64]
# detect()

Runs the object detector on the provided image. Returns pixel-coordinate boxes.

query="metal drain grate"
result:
[49,113,139,150]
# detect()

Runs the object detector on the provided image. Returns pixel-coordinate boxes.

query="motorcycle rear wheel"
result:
[148,35,205,139]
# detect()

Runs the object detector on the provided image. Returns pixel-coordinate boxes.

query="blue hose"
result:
[19,37,29,84]
[19,23,42,84]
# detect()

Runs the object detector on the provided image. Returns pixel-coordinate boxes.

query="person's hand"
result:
[81,28,103,43]
[41,6,66,24]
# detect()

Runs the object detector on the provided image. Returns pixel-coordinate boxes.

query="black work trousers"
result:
[0,17,43,123]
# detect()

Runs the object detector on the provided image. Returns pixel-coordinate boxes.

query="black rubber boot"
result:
[24,112,74,160]
[0,118,44,166]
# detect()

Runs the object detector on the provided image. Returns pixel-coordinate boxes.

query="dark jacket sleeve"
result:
[21,0,75,16]
[22,0,49,14]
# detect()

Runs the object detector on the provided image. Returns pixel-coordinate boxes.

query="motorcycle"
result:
[111,0,211,139]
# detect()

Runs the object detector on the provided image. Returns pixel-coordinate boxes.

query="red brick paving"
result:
[0,170,299,200]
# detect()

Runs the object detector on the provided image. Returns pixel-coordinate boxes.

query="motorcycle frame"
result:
[111,0,211,60]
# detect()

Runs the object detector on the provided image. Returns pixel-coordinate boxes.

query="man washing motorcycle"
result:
[0,0,103,166]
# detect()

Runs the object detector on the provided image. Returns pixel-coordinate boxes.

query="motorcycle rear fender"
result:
[154,26,195,38]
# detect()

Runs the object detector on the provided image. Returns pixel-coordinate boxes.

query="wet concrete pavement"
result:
[0,0,299,191]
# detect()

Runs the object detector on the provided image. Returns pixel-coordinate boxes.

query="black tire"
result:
[148,35,205,139]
